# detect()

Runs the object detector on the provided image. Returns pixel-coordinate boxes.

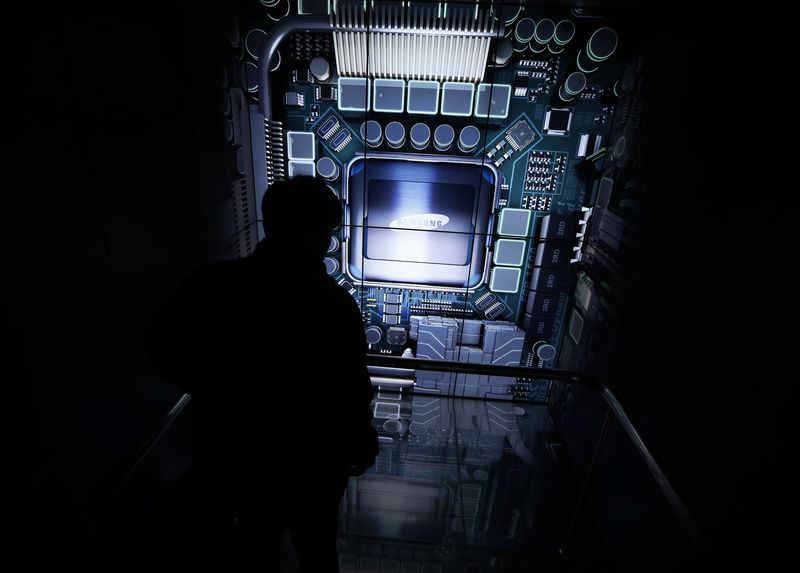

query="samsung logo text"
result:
[389,213,450,230]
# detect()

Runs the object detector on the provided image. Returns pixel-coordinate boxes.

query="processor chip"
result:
[345,154,498,289]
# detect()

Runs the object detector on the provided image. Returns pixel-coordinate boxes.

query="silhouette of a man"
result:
[146,175,378,571]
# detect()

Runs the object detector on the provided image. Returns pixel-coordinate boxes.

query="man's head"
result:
[261,176,342,259]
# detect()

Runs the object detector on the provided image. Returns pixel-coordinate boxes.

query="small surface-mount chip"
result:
[505,119,537,150]
[386,327,408,345]
[513,72,530,97]
[474,291,498,311]
[292,67,312,84]
[383,314,401,325]
[330,129,352,152]
[284,92,305,107]
[338,278,356,294]
[383,303,401,314]
[316,115,340,140]
[315,84,338,101]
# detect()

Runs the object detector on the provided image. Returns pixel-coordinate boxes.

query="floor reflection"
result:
[337,392,579,572]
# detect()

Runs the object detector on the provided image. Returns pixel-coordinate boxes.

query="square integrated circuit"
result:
[543,107,573,135]
[504,119,537,150]
[344,154,498,289]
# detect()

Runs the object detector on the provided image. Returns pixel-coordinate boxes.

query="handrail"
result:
[88,393,192,517]
[366,354,592,385]
[600,386,706,548]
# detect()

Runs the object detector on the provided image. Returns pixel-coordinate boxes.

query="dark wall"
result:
[17,1,224,551]
[564,5,790,569]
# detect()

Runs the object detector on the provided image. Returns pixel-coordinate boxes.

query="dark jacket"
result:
[145,240,378,486]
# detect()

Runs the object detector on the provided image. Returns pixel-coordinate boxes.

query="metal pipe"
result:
[89,393,192,516]
[560,407,611,557]
[366,354,591,385]
[600,387,706,549]
[257,15,331,117]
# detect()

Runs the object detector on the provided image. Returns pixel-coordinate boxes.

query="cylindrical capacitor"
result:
[558,71,587,102]
[494,39,514,66]
[385,121,406,149]
[360,120,383,148]
[365,326,382,345]
[266,0,290,21]
[316,156,339,181]
[222,119,234,142]
[242,62,258,92]
[578,27,618,73]
[492,0,522,27]
[587,27,618,62]
[548,19,575,54]
[513,18,536,52]
[309,56,330,82]
[458,125,481,153]
[328,236,340,253]
[225,13,240,48]
[530,18,555,53]
[218,90,231,115]
[323,257,339,275]
[269,49,281,72]
[433,124,455,152]
[533,341,557,361]
[611,136,627,162]
[235,147,247,175]
[245,29,266,60]
[410,123,430,150]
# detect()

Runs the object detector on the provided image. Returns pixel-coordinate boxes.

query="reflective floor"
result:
[92,391,604,572]
[332,392,587,572]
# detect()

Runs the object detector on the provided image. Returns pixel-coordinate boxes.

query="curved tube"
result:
[257,15,332,117]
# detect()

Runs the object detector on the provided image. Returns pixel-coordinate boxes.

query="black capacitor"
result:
[525,291,559,317]
[494,39,514,66]
[578,27,618,74]
[513,18,536,52]
[587,27,618,62]
[242,62,258,92]
[539,212,579,240]
[530,268,569,293]
[245,29,266,60]
[523,314,555,340]
[548,20,575,54]
[534,241,575,268]
[530,18,555,53]
[558,71,587,102]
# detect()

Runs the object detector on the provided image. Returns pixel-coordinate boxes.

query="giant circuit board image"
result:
[218,0,645,399]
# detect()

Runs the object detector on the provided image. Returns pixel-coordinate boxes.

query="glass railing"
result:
[89,358,704,571]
